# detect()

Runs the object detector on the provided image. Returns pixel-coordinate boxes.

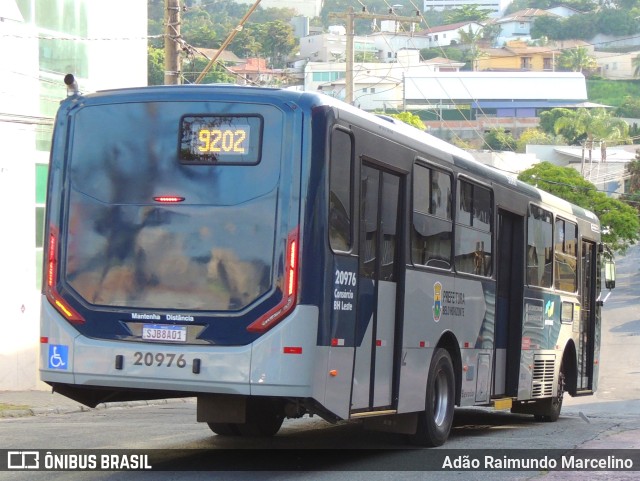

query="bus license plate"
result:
[142,324,187,342]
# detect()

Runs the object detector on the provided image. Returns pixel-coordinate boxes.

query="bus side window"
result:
[329,129,353,252]
[454,180,493,276]
[554,218,577,292]
[527,205,553,288]
[412,164,453,269]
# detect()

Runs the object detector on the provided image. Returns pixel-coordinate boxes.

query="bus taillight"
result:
[153,196,185,203]
[47,230,57,288]
[247,228,299,333]
[45,226,84,324]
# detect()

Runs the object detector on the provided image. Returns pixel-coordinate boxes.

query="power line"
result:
[0,33,163,41]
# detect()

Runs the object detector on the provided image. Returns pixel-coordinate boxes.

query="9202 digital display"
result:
[179,115,262,164]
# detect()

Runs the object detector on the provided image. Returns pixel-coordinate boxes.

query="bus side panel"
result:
[317,346,355,420]
[250,305,318,398]
[40,298,79,385]
[517,349,535,399]
[400,270,493,411]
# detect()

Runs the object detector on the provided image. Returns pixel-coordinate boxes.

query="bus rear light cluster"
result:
[45,226,84,324]
[247,228,299,333]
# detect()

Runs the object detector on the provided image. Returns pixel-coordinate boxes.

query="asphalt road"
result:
[2,246,639,480]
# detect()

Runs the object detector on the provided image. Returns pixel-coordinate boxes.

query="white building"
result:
[299,31,378,62]
[492,8,559,46]
[318,70,404,111]
[419,21,484,48]
[371,32,433,62]
[594,50,640,80]
[404,71,588,107]
[305,51,465,109]
[423,0,512,16]
[0,0,147,391]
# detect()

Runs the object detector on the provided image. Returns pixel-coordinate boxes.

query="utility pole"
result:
[164,0,181,85]
[329,7,421,105]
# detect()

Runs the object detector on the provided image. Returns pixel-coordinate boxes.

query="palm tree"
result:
[554,108,629,173]
[457,25,485,71]
[557,47,597,74]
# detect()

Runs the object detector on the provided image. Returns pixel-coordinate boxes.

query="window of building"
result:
[521,57,532,69]
[412,163,453,269]
[554,218,578,292]
[527,205,553,288]
[329,128,353,252]
[455,180,493,276]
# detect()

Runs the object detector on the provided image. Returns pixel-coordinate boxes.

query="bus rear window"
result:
[179,115,262,165]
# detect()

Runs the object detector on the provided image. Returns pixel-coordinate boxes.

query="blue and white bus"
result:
[40,83,614,446]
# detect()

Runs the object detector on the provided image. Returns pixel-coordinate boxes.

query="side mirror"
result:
[604,258,615,290]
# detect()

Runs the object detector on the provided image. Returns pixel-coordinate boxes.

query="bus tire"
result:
[236,398,285,437]
[207,423,240,436]
[534,365,565,422]
[411,348,455,447]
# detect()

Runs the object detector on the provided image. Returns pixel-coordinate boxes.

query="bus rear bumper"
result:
[39,298,319,404]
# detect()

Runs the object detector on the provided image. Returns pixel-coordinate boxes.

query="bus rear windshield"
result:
[62,101,282,311]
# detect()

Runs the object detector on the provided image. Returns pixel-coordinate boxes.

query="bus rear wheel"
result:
[236,397,285,437]
[410,348,455,447]
[207,423,240,436]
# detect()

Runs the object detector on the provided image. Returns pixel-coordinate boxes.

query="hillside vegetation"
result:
[587,79,640,108]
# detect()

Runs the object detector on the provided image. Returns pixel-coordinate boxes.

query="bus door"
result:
[351,163,403,412]
[577,240,597,392]
[494,209,525,397]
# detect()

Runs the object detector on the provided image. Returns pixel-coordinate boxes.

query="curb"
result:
[0,397,194,419]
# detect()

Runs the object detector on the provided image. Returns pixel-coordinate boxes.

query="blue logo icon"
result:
[48,345,69,370]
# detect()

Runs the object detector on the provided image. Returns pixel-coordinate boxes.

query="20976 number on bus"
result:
[132,352,187,368]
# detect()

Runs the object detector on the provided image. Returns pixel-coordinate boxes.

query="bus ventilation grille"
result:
[531,354,555,398]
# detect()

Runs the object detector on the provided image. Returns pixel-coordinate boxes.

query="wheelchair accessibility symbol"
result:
[48,345,69,370]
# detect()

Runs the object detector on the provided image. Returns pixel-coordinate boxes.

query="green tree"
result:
[420,47,465,62]
[147,46,164,86]
[444,5,491,23]
[627,151,640,193]
[531,16,563,40]
[484,128,516,151]
[387,111,426,130]
[518,162,640,251]
[247,21,297,69]
[457,25,485,71]
[596,8,640,36]
[516,128,554,152]
[355,51,381,62]
[182,56,235,84]
[557,47,597,74]
[624,151,640,212]
[539,108,576,140]
[615,96,640,118]
[554,108,629,150]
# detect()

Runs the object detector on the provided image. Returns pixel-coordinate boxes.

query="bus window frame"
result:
[526,203,554,289]
[454,175,494,278]
[411,158,454,271]
[328,125,355,254]
[554,216,579,293]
